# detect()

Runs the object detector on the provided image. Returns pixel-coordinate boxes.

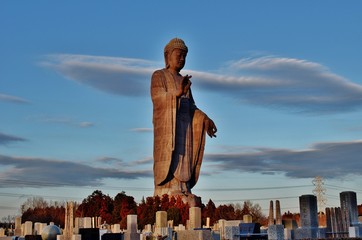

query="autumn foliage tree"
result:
[20,197,65,227]
[215,204,236,220]
[239,200,266,224]
[113,191,137,229]
[202,199,217,225]
[76,190,114,223]
[22,206,65,228]
[137,197,152,229]
[166,195,181,225]
[137,196,161,229]
[173,196,189,225]
[136,194,190,228]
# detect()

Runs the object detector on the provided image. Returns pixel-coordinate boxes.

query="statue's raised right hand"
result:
[182,75,192,94]
[177,74,192,97]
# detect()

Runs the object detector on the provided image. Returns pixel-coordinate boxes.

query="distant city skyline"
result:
[1,1,362,219]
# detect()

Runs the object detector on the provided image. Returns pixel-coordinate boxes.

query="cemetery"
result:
[0,191,361,240]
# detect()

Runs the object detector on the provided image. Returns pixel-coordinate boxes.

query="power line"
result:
[0,192,83,201]
[196,185,312,192]
[325,194,339,200]
[0,177,313,192]
[212,195,299,203]
[325,184,362,193]
[2,178,359,194]
[0,206,18,210]
[0,184,311,201]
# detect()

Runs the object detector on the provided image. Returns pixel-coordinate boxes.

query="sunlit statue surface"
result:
[151,38,217,206]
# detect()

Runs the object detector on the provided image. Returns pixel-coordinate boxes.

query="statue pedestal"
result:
[156,192,201,207]
[174,193,201,207]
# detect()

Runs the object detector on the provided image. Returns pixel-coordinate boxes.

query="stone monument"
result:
[189,207,201,230]
[340,191,359,227]
[155,211,168,237]
[268,200,274,225]
[299,195,318,228]
[63,201,76,240]
[24,221,33,236]
[295,194,326,239]
[151,38,217,206]
[267,200,284,240]
[124,215,139,240]
[339,191,361,238]
[14,216,22,236]
[326,207,344,238]
[243,214,252,223]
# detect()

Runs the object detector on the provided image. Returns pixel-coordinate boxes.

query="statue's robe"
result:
[151,69,207,193]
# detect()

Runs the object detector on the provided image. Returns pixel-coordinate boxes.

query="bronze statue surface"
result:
[150,38,217,206]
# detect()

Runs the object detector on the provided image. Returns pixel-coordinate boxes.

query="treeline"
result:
[22,206,65,227]
[20,190,267,229]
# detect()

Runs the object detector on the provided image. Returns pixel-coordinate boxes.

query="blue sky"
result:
[1,1,362,219]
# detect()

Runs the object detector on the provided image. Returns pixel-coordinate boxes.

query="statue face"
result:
[168,48,187,72]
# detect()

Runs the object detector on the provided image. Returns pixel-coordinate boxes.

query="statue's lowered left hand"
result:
[205,117,217,138]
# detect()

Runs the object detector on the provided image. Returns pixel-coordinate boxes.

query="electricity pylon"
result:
[312,176,327,213]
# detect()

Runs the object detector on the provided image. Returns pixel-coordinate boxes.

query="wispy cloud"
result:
[79,122,94,128]
[41,54,157,97]
[219,57,362,113]
[27,115,94,128]
[97,156,153,167]
[0,132,27,145]
[128,157,153,166]
[96,156,124,166]
[0,155,152,188]
[41,54,362,114]
[205,140,362,179]
[0,93,30,104]
[130,128,153,133]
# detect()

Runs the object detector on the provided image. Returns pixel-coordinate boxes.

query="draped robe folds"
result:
[151,69,207,195]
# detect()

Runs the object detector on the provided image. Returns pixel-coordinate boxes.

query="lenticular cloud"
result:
[42,54,362,114]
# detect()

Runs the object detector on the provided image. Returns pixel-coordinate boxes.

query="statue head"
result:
[164,38,188,68]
